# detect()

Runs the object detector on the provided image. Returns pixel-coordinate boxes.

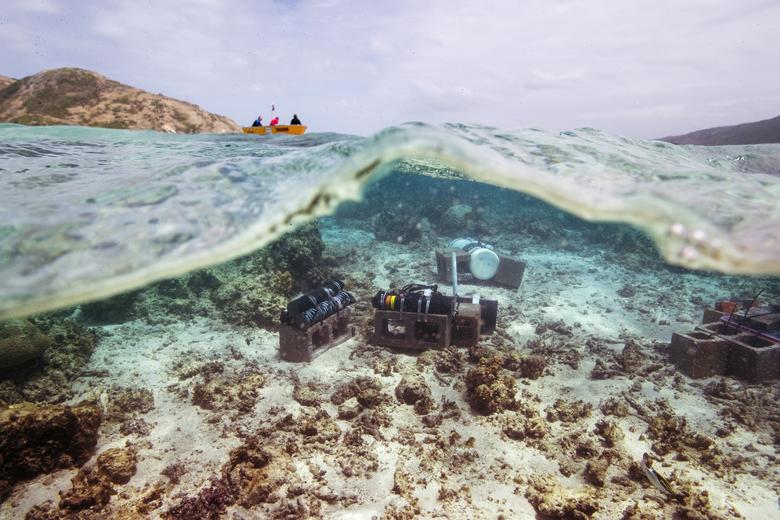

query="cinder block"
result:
[370,310,451,350]
[670,331,728,378]
[726,334,780,383]
[452,303,481,347]
[279,308,354,362]
[492,256,526,289]
[702,308,724,324]
[692,321,780,382]
[748,312,780,331]
[435,249,471,282]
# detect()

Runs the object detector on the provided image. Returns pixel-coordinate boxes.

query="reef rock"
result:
[58,465,114,512]
[0,400,101,501]
[436,203,484,235]
[211,271,292,330]
[222,439,294,507]
[394,375,435,415]
[191,371,266,413]
[331,377,389,409]
[465,355,520,415]
[371,209,423,244]
[97,447,138,484]
[211,222,329,329]
[525,474,599,519]
[0,319,51,372]
[546,399,593,423]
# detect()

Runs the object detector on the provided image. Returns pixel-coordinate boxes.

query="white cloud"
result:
[3,0,780,137]
[8,0,61,15]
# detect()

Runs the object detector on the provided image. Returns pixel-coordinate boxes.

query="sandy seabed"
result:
[2,221,779,520]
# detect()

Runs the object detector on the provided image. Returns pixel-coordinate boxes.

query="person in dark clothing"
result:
[290,114,302,125]
[251,115,263,127]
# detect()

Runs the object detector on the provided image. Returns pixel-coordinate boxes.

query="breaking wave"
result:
[1,122,779,320]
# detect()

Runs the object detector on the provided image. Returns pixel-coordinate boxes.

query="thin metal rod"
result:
[451,252,458,297]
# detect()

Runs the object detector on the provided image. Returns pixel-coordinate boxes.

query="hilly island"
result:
[0,68,239,133]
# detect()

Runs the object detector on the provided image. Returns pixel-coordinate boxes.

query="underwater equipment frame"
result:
[369,283,497,350]
[434,248,526,289]
[278,280,356,362]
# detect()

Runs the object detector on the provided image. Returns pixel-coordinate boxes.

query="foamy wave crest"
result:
[1,122,779,319]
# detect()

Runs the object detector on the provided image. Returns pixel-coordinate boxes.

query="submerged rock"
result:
[58,465,114,512]
[191,371,266,413]
[394,375,435,415]
[330,377,388,409]
[0,319,51,373]
[97,446,138,484]
[371,208,423,244]
[0,316,99,405]
[436,203,484,235]
[0,400,101,501]
[525,474,599,519]
[545,399,593,423]
[80,290,142,324]
[465,354,520,415]
[211,271,292,329]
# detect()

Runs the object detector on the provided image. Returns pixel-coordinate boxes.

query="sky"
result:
[1,0,779,137]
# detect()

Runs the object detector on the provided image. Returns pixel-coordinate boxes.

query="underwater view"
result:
[1,123,779,519]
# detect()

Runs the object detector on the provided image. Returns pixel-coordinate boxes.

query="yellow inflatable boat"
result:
[242,125,307,135]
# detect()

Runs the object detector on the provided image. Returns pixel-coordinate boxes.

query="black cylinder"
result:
[285,280,345,318]
[298,290,355,325]
[371,290,453,316]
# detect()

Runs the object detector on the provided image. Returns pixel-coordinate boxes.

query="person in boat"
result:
[251,115,263,127]
[270,116,279,126]
[290,114,302,125]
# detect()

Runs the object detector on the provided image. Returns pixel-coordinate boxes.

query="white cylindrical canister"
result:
[469,247,500,280]
[448,237,477,250]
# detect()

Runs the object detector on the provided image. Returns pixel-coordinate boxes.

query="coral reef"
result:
[103,386,155,437]
[27,446,140,517]
[164,477,234,520]
[211,269,292,329]
[292,382,324,407]
[465,354,520,415]
[210,221,330,329]
[417,346,465,374]
[58,465,114,513]
[0,316,99,405]
[222,439,293,508]
[0,400,101,501]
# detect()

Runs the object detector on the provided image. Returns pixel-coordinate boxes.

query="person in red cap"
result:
[270,116,279,126]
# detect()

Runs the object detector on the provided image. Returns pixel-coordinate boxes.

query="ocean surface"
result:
[1,122,780,320]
